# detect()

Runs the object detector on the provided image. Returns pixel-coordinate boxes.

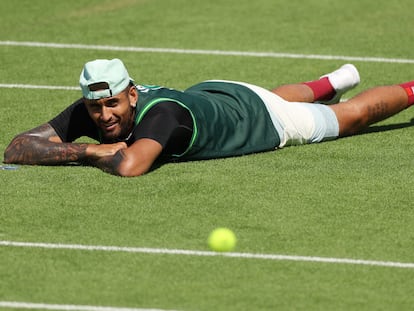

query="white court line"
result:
[0,301,179,311]
[1,240,414,269]
[0,83,79,91]
[1,40,414,64]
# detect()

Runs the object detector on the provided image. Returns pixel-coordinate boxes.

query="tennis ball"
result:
[208,228,237,252]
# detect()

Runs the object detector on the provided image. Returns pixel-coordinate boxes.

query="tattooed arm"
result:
[4,123,126,167]
[4,123,160,176]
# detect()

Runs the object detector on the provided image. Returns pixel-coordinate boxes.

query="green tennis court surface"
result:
[1,0,414,310]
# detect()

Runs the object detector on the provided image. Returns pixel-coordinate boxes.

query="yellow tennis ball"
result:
[208,228,237,252]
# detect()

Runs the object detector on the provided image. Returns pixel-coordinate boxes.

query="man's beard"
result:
[101,106,136,143]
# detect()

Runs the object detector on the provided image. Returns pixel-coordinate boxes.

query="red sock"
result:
[303,77,336,101]
[399,81,414,106]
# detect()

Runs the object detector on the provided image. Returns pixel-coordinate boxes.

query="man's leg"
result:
[271,64,360,103]
[268,65,413,143]
[330,85,411,137]
[271,83,315,102]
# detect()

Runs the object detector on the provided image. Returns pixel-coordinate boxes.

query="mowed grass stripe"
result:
[2,40,414,64]
[1,240,414,269]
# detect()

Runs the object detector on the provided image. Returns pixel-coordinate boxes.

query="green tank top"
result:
[135,81,280,160]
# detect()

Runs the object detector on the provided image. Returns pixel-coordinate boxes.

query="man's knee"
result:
[330,102,366,136]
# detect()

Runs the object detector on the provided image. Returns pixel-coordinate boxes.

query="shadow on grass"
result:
[357,118,414,136]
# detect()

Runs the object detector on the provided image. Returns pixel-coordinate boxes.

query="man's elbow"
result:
[3,151,13,164]
[3,140,20,164]
[115,159,149,177]
[3,134,43,165]
[116,165,148,177]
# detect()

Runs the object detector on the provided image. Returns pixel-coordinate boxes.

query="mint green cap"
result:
[79,58,134,99]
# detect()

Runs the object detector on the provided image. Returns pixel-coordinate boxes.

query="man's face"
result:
[84,86,138,142]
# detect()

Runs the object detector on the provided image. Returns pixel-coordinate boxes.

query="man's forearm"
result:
[4,135,89,165]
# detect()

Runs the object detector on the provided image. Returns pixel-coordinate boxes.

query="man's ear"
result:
[129,86,138,108]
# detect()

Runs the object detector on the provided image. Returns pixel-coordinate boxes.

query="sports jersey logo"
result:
[135,84,163,93]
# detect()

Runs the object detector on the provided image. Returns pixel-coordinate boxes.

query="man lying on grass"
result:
[4,58,413,176]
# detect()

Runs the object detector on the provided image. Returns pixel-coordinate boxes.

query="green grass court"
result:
[1,0,414,310]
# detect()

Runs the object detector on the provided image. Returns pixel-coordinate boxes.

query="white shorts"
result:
[211,80,340,148]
